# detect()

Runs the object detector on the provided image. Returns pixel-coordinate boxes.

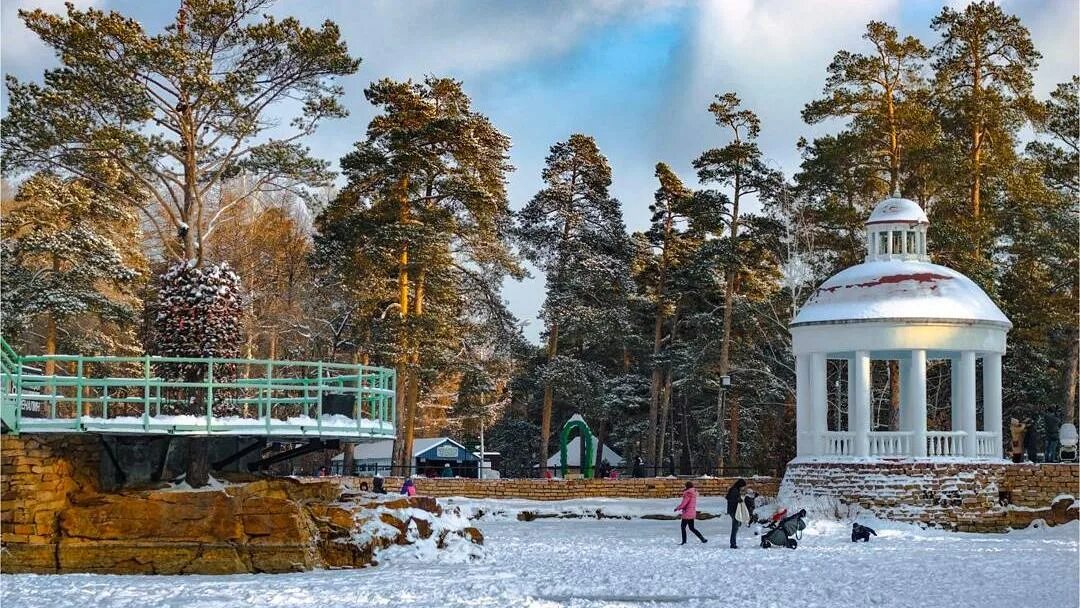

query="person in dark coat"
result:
[597,459,611,479]
[1023,418,1040,462]
[633,456,645,478]
[1043,412,1062,463]
[372,475,387,494]
[725,478,747,549]
[851,522,877,542]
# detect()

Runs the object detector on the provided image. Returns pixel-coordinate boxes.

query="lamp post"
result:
[715,374,731,474]
[478,394,486,479]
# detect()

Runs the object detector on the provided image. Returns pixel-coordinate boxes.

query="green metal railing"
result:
[0,338,395,438]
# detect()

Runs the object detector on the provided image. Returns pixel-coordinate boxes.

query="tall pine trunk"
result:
[539,322,558,475]
[656,371,673,475]
[44,254,59,377]
[393,176,411,472]
[889,361,901,431]
[1065,329,1079,425]
[646,213,673,467]
[402,269,425,474]
[646,315,663,466]
[721,173,741,465]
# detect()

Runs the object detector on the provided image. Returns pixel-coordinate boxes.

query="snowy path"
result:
[2,502,1077,608]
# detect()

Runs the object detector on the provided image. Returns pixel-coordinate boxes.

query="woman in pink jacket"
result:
[675,481,707,545]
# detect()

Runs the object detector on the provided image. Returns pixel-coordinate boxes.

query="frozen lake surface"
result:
[2,497,1077,608]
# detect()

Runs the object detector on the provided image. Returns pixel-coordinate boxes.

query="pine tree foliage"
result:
[1,0,359,263]
[314,76,522,468]
[517,134,636,468]
[1,172,144,357]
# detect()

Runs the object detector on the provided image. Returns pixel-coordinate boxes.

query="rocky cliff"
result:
[1,436,482,574]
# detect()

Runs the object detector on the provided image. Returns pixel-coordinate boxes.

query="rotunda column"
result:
[960,351,978,457]
[852,351,871,457]
[810,353,827,456]
[908,350,927,456]
[795,354,811,457]
[898,358,910,432]
[982,353,1003,458]
[951,357,963,434]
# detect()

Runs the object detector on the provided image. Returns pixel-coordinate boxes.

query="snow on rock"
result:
[1,478,482,575]
[2,511,1075,608]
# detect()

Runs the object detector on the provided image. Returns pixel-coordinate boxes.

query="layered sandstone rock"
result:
[1,437,482,574]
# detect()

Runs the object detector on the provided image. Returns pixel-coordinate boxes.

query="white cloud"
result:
[1,0,100,65]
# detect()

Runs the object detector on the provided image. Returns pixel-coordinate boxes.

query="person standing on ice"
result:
[725,478,747,548]
[675,481,707,544]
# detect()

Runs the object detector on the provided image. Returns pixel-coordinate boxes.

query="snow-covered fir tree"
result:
[1,172,144,369]
[150,261,243,389]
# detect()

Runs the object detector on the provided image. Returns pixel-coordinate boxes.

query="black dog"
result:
[851,522,877,543]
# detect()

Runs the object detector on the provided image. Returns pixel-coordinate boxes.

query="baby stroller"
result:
[760,509,807,549]
[1060,423,1078,463]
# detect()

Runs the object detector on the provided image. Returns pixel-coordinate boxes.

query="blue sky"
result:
[3,0,1077,342]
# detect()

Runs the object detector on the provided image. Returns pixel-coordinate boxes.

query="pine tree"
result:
[693,93,783,465]
[638,163,697,466]
[517,134,635,471]
[1,172,144,371]
[930,1,1040,281]
[803,21,932,195]
[316,77,520,470]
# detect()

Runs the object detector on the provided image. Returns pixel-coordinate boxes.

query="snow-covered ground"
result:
[2,498,1077,608]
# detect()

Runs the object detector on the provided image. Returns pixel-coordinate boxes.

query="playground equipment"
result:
[0,338,395,440]
[559,414,595,479]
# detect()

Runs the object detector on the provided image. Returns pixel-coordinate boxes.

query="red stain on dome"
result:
[818,272,952,293]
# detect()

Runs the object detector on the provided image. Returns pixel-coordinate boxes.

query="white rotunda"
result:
[791,194,1011,460]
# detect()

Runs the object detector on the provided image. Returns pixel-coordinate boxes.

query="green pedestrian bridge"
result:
[0,338,395,440]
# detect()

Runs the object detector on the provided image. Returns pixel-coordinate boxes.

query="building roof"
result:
[545,436,624,468]
[866,196,928,225]
[791,260,1011,328]
[330,437,476,462]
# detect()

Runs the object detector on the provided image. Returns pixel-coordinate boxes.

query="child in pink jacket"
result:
[675,481,707,544]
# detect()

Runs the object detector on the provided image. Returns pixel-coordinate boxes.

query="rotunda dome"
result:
[791,260,1011,327]
[791,194,1010,329]
[866,195,928,225]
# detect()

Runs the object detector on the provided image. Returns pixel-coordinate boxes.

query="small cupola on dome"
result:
[865,192,929,262]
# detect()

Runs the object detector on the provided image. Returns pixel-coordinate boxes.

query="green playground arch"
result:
[559,414,595,479]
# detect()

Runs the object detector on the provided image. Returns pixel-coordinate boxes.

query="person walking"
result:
[674,481,707,545]
[725,478,747,548]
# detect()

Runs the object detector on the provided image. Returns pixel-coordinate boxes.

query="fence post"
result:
[206,358,215,431]
[265,361,273,434]
[316,362,324,436]
[143,355,151,431]
[74,359,83,427]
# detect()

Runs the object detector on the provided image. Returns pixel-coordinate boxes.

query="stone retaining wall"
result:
[781,459,1079,532]
[1,435,101,570]
[340,476,781,501]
